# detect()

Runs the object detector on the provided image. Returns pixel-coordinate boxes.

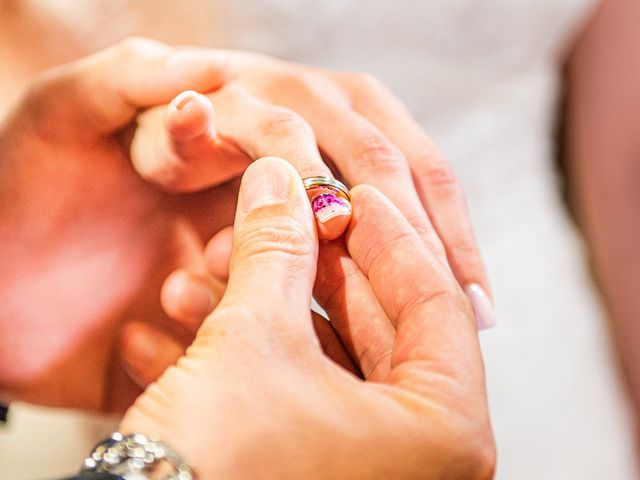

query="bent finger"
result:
[131,90,251,191]
[311,312,360,376]
[345,185,485,397]
[341,74,493,325]
[23,37,231,141]
[315,240,395,381]
[204,225,234,280]
[211,87,351,240]
[120,321,187,389]
[253,81,446,256]
[161,269,225,333]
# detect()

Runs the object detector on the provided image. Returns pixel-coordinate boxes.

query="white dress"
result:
[213,2,638,478]
[0,1,637,478]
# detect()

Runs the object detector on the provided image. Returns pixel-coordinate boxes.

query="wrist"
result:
[80,432,195,480]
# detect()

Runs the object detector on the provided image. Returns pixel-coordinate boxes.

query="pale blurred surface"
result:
[0,403,116,479]
[1,1,638,479]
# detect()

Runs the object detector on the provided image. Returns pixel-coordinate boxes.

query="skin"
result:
[120,157,496,480]
[564,0,640,450]
[0,37,492,411]
[132,52,492,298]
[0,39,241,411]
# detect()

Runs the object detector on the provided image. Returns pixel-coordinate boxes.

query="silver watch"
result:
[81,432,195,480]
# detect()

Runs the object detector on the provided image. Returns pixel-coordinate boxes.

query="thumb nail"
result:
[241,157,293,213]
[465,283,497,330]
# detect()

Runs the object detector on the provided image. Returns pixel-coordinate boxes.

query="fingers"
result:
[120,321,187,389]
[209,87,351,240]
[202,157,319,347]
[160,269,224,333]
[340,74,494,322]
[345,185,485,397]
[252,80,447,257]
[204,226,234,280]
[22,38,231,141]
[131,91,251,191]
[311,312,360,376]
[314,240,395,381]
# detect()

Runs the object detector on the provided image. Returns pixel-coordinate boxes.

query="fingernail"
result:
[168,91,216,142]
[311,193,352,223]
[170,90,198,111]
[310,192,352,241]
[241,159,292,213]
[465,283,496,330]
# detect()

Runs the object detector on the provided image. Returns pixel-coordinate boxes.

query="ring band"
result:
[302,176,350,200]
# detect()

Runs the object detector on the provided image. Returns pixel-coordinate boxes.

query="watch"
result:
[80,432,195,480]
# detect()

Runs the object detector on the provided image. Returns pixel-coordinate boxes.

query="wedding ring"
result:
[302,176,352,241]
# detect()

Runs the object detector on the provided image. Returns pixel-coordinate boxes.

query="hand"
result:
[130,49,495,329]
[0,38,239,411]
[120,157,495,479]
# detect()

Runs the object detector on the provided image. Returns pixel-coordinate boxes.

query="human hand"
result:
[131,48,495,327]
[120,157,495,479]
[0,38,240,411]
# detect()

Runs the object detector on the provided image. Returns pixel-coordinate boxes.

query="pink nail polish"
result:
[465,283,497,330]
[305,185,352,240]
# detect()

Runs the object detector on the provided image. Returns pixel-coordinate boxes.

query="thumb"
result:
[204,157,319,344]
[20,37,230,141]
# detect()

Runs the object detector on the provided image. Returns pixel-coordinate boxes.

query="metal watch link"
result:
[80,432,195,480]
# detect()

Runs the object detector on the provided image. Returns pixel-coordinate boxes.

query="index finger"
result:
[23,37,230,140]
[339,74,493,321]
[345,185,485,397]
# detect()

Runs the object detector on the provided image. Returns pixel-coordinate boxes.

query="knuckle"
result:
[417,157,463,197]
[446,430,497,480]
[259,69,319,97]
[234,219,315,263]
[449,239,481,261]
[359,346,392,379]
[353,133,406,175]
[360,229,415,275]
[115,36,162,58]
[409,413,495,480]
[398,287,458,322]
[348,71,387,94]
[257,107,314,140]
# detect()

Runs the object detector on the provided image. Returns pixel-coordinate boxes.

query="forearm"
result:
[565,0,640,424]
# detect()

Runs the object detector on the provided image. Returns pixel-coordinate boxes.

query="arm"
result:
[565,0,640,431]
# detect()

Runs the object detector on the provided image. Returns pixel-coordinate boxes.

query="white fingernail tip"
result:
[465,283,497,330]
[312,193,352,224]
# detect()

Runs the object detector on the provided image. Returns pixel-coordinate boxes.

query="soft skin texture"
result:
[120,157,496,480]
[0,38,240,411]
[131,50,493,304]
[0,37,491,413]
[565,0,640,449]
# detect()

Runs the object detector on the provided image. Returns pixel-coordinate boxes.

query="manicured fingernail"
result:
[465,283,496,330]
[241,159,292,213]
[312,193,352,223]
[170,90,198,110]
[311,193,352,240]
